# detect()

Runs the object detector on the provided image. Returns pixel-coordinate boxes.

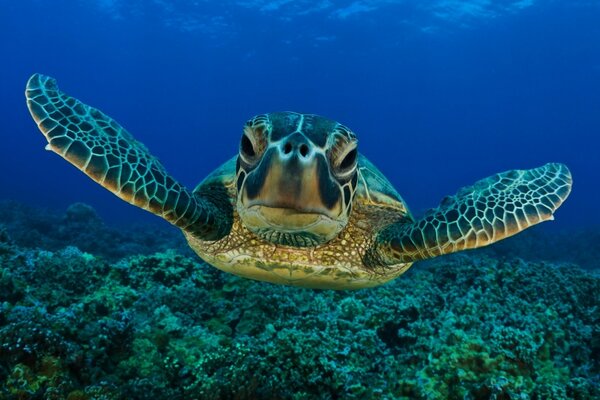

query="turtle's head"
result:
[235,112,358,247]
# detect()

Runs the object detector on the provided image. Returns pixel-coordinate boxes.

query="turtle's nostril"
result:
[283,142,292,154]
[299,144,309,157]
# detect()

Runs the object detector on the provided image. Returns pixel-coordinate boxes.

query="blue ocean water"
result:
[2,3,600,398]
[1,0,599,229]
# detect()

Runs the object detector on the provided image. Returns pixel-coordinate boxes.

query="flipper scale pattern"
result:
[373,163,572,264]
[26,74,231,240]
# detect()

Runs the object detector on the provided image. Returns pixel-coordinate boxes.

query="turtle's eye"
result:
[240,134,255,158]
[339,148,357,171]
[332,144,358,177]
[239,124,267,165]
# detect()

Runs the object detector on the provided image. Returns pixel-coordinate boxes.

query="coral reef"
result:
[0,202,598,399]
[0,200,192,260]
[478,225,600,270]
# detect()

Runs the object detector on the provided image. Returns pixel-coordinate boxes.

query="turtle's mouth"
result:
[245,205,332,230]
[239,205,346,247]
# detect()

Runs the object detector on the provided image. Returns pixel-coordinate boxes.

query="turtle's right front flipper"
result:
[26,73,231,240]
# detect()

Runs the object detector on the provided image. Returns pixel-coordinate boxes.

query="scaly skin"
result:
[371,163,572,266]
[188,160,571,289]
[189,157,413,289]
[26,73,231,240]
[26,74,572,289]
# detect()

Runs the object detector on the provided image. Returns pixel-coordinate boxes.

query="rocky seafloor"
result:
[0,201,598,399]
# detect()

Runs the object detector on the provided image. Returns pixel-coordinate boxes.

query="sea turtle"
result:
[25,74,572,289]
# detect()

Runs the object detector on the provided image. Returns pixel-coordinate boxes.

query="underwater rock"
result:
[0,200,190,261]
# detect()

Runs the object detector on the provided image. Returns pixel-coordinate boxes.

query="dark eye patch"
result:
[351,173,358,187]
[343,185,352,206]
[236,170,246,193]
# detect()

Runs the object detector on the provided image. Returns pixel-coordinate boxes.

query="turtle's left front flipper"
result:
[370,163,572,265]
[26,73,232,240]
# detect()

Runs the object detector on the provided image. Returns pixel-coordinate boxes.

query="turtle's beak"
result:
[241,136,342,219]
[236,122,353,246]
